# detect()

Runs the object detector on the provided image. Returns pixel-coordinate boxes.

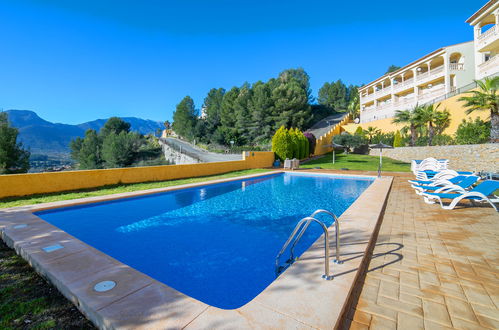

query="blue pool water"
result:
[36,172,373,309]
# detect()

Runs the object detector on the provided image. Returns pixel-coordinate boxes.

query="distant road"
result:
[307,113,348,138]
[160,138,242,163]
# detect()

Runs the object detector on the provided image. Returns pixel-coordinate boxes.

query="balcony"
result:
[416,65,445,85]
[393,97,417,111]
[477,25,499,51]
[393,77,414,93]
[477,55,499,79]
[418,85,446,103]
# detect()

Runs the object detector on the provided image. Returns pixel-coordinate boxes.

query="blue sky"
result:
[0,0,480,124]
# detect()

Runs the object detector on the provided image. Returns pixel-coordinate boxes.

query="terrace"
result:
[1,155,497,329]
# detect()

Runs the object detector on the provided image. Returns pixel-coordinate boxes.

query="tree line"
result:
[171,68,358,147]
[70,117,166,169]
[0,112,30,174]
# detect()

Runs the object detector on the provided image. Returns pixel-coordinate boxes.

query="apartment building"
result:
[359,41,475,123]
[467,0,499,80]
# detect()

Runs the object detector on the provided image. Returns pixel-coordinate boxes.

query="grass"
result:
[301,153,411,172]
[0,168,269,209]
[0,240,95,329]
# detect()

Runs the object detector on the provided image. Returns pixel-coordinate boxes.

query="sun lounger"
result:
[421,180,499,211]
[413,176,479,196]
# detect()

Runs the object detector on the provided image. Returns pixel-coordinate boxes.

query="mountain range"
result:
[5,110,164,155]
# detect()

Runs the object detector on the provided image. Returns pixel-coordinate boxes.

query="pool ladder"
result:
[275,209,341,280]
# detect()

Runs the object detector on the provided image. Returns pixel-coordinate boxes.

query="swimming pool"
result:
[36,172,373,309]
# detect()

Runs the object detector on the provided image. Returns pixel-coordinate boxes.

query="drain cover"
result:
[42,244,63,253]
[94,281,116,292]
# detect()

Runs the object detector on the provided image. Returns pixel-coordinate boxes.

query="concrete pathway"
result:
[307,113,348,138]
[344,174,499,329]
[160,138,242,163]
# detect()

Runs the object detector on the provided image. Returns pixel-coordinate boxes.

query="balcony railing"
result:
[478,56,499,78]
[416,65,445,83]
[418,86,446,102]
[449,63,464,71]
[393,78,414,92]
[477,25,498,50]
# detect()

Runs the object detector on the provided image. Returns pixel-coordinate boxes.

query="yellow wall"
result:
[342,89,489,135]
[0,152,274,198]
[314,115,350,155]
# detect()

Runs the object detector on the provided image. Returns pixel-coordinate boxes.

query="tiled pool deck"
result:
[338,172,499,330]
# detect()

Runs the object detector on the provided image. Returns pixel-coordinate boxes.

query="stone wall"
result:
[369,144,499,172]
[160,141,200,165]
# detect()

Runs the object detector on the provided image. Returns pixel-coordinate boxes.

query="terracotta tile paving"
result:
[343,174,499,330]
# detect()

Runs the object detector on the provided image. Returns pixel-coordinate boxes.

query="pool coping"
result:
[0,170,393,329]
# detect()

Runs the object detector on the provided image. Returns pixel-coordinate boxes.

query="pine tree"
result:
[318,80,348,112]
[248,81,274,142]
[101,131,141,168]
[100,117,131,137]
[234,83,252,145]
[0,112,30,174]
[203,88,225,137]
[172,96,198,140]
[77,129,102,169]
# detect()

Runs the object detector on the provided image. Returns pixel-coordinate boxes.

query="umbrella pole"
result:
[333,149,335,164]
[378,149,382,178]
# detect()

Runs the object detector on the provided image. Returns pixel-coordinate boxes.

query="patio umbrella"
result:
[369,143,393,177]
[322,143,344,164]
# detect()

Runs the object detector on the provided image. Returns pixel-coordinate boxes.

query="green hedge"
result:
[271,126,309,161]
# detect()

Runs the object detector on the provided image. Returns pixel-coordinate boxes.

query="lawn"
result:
[0,168,269,209]
[0,240,95,329]
[301,153,411,172]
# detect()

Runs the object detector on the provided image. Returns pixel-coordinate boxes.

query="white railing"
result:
[393,77,414,92]
[418,86,446,102]
[393,97,417,109]
[478,56,499,78]
[478,25,496,40]
[416,65,445,83]
[449,63,464,71]
[477,25,498,50]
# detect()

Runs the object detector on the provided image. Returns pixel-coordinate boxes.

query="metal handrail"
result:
[289,209,341,264]
[275,209,341,281]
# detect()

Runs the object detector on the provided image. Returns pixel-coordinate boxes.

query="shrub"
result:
[289,128,301,159]
[302,133,309,159]
[393,130,403,147]
[271,126,293,160]
[372,132,395,145]
[432,134,454,146]
[303,132,316,156]
[333,132,363,153]
[454,118,490,145]
[354,126,363,136]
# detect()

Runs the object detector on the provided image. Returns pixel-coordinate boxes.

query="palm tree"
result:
[363,126,381,143]
[392,104,423,146]
[418,103,451,146]
[458,77,499,142]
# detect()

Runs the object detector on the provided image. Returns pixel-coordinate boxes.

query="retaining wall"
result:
[369,144,498,172]
[0,152,274,198]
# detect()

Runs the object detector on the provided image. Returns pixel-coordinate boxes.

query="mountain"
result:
[5,110,164,155]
